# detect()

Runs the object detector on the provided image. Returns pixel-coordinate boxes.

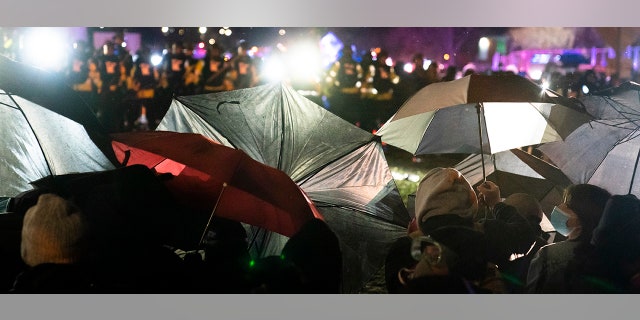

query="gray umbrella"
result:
[157,82,409,293]
[539,82,640,196]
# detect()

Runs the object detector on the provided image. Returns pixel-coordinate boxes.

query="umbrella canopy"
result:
[539,119,639,196]
[157,82,410,293]
[375,73,592,156]
[584,81,640,120]
[0,55,116,164]
[455,148,572,214]
[539,83,640,196]
[0,89,115,197]
[110,131,322,242]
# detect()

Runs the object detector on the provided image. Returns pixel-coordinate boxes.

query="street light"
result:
[478,36,490,60]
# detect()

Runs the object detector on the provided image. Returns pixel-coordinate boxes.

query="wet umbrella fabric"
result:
[455,148,571,214]
[0,55,116,164]
[157,82,410,293]
[539,119,640,196]
[0,89,115,197]
[375,73,591,156]
[110,131,322,241]
[539,83,640,196]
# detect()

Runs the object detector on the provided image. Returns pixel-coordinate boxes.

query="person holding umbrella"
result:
[405,168,536,287]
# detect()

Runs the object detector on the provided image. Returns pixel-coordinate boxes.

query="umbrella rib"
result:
[313,201,407,227]
[295,138,374,185]
[6,92,54,176]
[278,85,285,171]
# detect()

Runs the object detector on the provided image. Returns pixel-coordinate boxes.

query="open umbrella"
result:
[455,148,572,214]
[156,82,409,293]
[539,82,640,196]
[539,118,640,196]
[110,131,323,245]
[0,89,115,197]
[375,73,592,180]
[0,55,117,164]
[584,81,640,120]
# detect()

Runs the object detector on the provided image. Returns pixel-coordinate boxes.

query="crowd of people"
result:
[57,32,621,136]
[383,168,640,294]
[2,33,638,294]
[56,33,529,134]
[2,163,639,293]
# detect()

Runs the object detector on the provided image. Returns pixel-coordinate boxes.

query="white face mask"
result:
[549,206,571,236]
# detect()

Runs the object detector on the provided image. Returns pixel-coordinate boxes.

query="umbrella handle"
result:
[199,182,228,246]
[476,103,487,182]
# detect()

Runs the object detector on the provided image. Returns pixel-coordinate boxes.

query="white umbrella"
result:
[376,73,592,180]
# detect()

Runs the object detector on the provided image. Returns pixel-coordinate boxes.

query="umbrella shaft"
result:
[476,103,486,181]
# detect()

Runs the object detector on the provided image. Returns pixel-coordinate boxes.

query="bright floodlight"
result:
[150,54,163,66]
[199,27,207,34]
[289,41,322,82]
[161,27,169,33]
[279,29,286,36]
[21,28,69,72]
[261,56,286,83]
[403,62,413,73]
[478,37,490,50]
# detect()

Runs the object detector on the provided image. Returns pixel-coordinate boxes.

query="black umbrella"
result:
[0,55,118,165]
[157,82,410,293]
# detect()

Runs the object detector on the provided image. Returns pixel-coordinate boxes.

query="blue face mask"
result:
[549,206,570,236]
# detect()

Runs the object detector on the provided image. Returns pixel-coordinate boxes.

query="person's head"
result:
[208,43,224,57]
[340,45,353,59]
[20,193,88,267]
[504,192,544,226]
[171,41,183,54]
[412,53,424,65]
[237,40,250,56]
[202,216,249,268]
[281,218,342,293]
[385,225,488,293]
[377,49,389,61]
[414,168,478,235]
[591,194,640,264]
[560,184,611,241]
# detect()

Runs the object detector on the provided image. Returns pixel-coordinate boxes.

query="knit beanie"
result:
[414,168,478,234]
[21,193,88,267]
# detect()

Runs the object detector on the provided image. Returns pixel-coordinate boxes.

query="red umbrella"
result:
[110,131,322,239]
